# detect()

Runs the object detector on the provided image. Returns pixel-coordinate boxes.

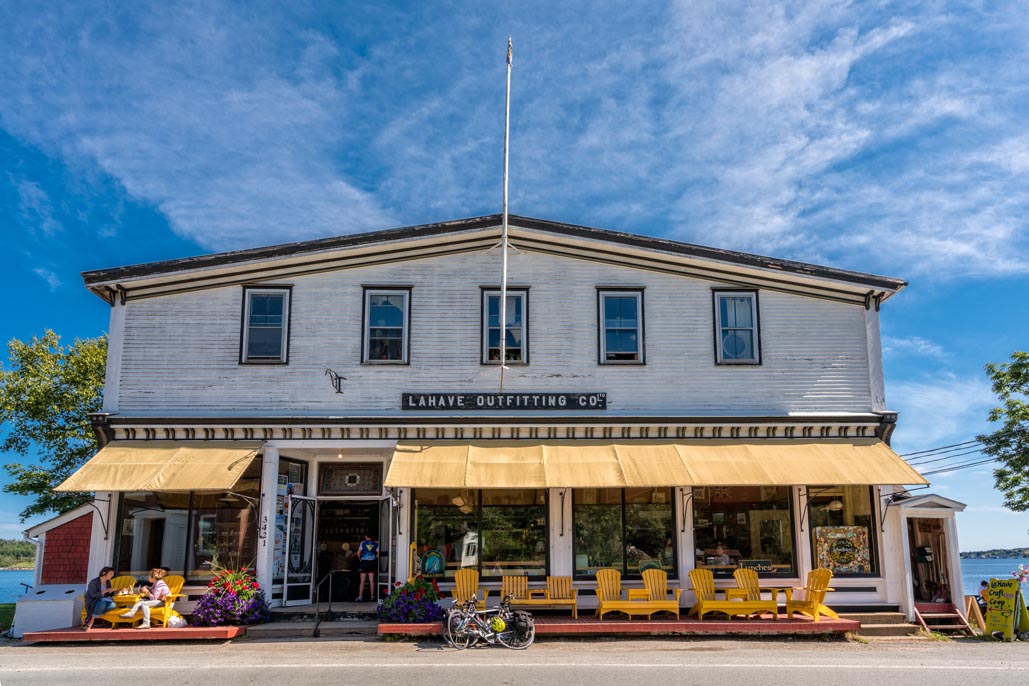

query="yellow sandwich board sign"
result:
[986,578,1020,640]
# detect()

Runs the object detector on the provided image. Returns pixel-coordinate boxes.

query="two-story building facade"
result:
[59,214,948,617]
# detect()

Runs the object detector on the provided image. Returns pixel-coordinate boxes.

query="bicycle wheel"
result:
[496,621,535,649]
[443,610,474,649]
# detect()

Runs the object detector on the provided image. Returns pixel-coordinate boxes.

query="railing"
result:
[312,570,335,638]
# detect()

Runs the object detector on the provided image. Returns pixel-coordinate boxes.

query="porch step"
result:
[247,620,379,639]
[913,603,975,636]
[838,612,909,625]
[856,623,919,637]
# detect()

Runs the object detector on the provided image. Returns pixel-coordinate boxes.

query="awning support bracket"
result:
[680,489,694,533]
[799,487,841,531]
[559,489,567,536]
[879,484,932,531]
[84,498,112,541]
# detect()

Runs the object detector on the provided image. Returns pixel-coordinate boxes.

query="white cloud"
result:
[32,267,61,291]
[882,336,947,361]
[14,179,62,236]
[888,373,995,452]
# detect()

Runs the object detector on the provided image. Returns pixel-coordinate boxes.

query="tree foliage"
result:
[0,538,36,567]
[978,351,1029,511]
[0,330,107,520]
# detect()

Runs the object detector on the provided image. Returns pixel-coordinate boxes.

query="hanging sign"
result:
[986,578,1019,640]
[402,392,607,410]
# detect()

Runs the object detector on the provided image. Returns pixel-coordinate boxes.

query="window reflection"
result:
[573,488,674,579]
[808,485,878,576]
[692,486,795,578]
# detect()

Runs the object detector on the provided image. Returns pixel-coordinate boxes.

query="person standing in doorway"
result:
[356,533,379,602]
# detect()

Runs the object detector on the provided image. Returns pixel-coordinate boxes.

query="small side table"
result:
[627,588,651,601]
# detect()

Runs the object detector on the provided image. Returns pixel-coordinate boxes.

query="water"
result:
[0,569,36,604]
[961,558,1028,596]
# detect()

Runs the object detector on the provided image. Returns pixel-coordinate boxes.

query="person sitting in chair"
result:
[119,567,170,629]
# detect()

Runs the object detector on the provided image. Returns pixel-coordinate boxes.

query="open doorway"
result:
[908,517,951,603]
[317,502,381,602]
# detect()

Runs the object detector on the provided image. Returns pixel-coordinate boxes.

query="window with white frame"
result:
[482,289,527,364]
[713,291,760,364]
[599,290,643,363]
[363,288,410,363]
[241,287,290,363]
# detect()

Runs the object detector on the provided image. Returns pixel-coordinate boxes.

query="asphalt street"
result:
[1,636,1026,686]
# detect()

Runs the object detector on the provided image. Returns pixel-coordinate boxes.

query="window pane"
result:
[480,489,546,577]
[249,293,284,326]
[692,486,795,579]
[809,486,878,576]
[604,296,638,329]
[606,330,639,359]
[247,326,283,359]
[732,297,753,327]
[413,489,479,579]
[370,295,405,327]
[485,293,525,363]
[188,479,260,583]
[574,488,624,577]
[721,329,754,360]
[117,492,189,577]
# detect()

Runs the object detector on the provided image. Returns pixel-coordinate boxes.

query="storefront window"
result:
[692,486,795,579]
[115,465,263,582]
[573,488,674,579]
[413,489,546,579]
[808,485,879,576]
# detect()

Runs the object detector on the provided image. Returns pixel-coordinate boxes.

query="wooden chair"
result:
[785,568,838,622]
[453,568,488,610]
[503,575,579,618]
[546,576,578,619]
[641,568,682,619]
[501,575,529,601]
[731,568,779,619]
[110,575,137,592]
[594,568,623,619]
[148,575,186,627]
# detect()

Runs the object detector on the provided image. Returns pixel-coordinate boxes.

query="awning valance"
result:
[55,441,261,493]
[384,439,926,488]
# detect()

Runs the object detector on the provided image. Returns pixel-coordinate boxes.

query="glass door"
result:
[285,495,317,606]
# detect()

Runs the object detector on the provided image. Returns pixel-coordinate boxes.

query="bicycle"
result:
[443,594,535,649]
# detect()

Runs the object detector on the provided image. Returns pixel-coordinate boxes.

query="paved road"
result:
[2,636,1026,686]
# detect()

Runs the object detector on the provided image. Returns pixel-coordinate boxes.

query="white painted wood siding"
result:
[113,250,873,415]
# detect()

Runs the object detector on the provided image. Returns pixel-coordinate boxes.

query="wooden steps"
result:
[914,602,975,636]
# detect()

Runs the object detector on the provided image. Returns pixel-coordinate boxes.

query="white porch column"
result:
[549,488,573,576]
[88,492,117,577]
[256,446,279,596]
[678,487,694,593]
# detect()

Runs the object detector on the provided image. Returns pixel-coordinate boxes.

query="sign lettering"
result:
[402,392,607,411]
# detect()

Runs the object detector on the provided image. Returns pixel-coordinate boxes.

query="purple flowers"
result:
[191,567,271,627]
[377,576,445,623]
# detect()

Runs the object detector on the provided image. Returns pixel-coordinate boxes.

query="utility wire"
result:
[921,457,999,476]
[906,447,985,466]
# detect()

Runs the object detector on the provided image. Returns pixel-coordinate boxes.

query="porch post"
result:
[256,446,279,597]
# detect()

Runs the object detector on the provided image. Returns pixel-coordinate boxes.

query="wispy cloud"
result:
[0,1,1026,278]
[32,267,61,291]
[883,336,947,362]
[14,178,62,236]
[888,373,995,452]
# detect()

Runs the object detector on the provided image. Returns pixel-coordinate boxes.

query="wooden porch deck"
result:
[20,625,247,643]
[380,613,861,637]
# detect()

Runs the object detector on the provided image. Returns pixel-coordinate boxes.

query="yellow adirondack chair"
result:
[731,568,779,619]
[110,575,137,592]
[688,568,730,620]
[546,576,578,619]
[641,568,682,619]
[501,575,529,600]
[453,568,488,610]
[594,568,624,619]
[149,575,186,627]
[785,568,838,622]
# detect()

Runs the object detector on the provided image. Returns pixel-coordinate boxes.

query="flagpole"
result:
[499,36,512,390]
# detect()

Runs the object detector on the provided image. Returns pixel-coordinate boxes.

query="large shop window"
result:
[573,488,675,579]
[692,486,795,579]
[482,289,527,364]
[413,489,546,579]
[115,465,262,583]
[363,288,410,363]
[241,287,291,363]
[808,485,879,576]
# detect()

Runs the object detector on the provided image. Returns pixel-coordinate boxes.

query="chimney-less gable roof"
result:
[82,214,906,305]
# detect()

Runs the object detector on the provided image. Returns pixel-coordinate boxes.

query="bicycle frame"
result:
[443,594,534,649]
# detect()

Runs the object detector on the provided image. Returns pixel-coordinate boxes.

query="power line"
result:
[921,457,999,476]
[900,440,980,457]
[906,447,985,466]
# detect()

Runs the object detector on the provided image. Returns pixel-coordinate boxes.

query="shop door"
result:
[285,495,317,606]
[908,517,951,603]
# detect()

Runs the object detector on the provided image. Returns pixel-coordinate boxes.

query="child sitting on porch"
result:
[119,567,170,629]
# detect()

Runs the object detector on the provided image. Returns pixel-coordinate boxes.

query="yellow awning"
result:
[385,439,926,488]
[55,441,261,492]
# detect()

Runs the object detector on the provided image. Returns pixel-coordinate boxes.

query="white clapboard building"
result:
[58,214,959,618]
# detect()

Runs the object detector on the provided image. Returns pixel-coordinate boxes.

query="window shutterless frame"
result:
[597,289,645,364]
[712,289,761,365]
[239,286,292,364]
[362,287,412,364]
[480,288,529,365]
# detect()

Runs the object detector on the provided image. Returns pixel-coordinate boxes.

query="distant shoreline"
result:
[0,567,34,571]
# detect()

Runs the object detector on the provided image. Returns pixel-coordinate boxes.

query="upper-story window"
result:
[598,290,644,364]
[482,289,528,364]
[241,286,291,364]
[363,288,410,363]
[713,290,760,364]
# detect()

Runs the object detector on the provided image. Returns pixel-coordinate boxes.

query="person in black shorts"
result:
[355,533,379,602]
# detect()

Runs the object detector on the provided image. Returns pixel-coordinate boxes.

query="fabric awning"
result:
[385,439,926,488]
[55,441,261,492]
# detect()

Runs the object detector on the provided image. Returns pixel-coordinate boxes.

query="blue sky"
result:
[1,1,1027,550]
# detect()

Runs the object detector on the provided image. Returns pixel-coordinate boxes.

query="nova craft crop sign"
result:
[402,392,607,410]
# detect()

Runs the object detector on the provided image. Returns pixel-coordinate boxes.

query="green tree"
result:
[978,351,1029,511]
[1,330,107,520]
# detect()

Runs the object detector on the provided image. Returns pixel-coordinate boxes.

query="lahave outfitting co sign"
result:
[402,392,608,410]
